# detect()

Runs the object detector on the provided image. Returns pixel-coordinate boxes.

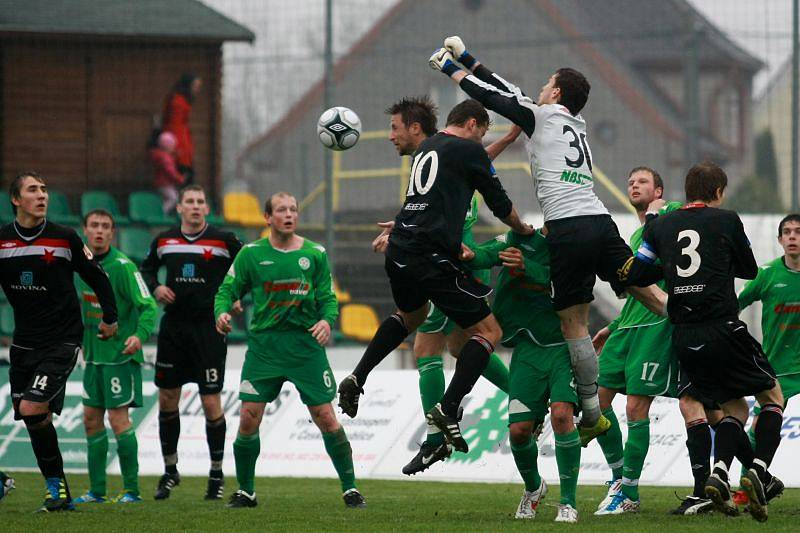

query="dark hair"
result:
[554,68,590,115]
[684,161,728,203]
[173,72,198,102]
[778,213,800,236]
[629,166,664,191]
[83,208,115,228]
[9,171,46,214]
[445,99,491,128]
[264,192,296,215]
[385,96,438,136]
[178,184,206,202]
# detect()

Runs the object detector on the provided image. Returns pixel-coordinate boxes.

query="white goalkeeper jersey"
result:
[459,68,609,222]
[525,103,608,221]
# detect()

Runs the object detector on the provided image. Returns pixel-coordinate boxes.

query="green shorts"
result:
[240,331,336,406]
[508,340,578,424]
[417,304,457,335]
[82,360,143,409]
[599,322,678,397]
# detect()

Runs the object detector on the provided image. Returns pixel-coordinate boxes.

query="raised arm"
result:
[430,37,537,136]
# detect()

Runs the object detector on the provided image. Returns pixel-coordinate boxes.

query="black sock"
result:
[206,415,226,477]
[735,422,754,470]
[352,314,408,386]
[754,404,783,481]
[439,336,493,417]
[685,418,711,498]
[24,415,65,480]
[159,410,180,475]
[712,417,745,482]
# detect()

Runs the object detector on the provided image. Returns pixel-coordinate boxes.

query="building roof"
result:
[0,0,255,42]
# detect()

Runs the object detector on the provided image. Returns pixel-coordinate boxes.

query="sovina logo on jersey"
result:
[10,270,46,291]
[177,263,205,284]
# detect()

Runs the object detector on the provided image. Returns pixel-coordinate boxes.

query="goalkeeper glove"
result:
[429,48,461,77]
[444,36,477,70]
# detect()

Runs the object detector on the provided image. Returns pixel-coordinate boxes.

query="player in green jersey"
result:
[370,97,520,475]
[593,168,719,516]
[73,209,157,504]
[215,192,365,510]
[461,230,582,523]
[732,214,800,505]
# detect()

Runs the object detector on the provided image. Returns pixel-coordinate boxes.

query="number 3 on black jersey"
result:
[406,151,439,196]
[677,229,701,278]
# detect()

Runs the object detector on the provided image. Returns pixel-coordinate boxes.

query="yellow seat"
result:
[340,303,379,343]
[333,278,351,304]
[223,192,265,228]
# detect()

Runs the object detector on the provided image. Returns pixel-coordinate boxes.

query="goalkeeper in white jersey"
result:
[429,36,666,446]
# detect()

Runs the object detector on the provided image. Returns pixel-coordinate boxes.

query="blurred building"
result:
[236,0,761,220]
[0,0,253,203]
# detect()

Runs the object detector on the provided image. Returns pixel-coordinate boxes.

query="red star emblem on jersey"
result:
[41,249,56,265]
[202,248,214,261]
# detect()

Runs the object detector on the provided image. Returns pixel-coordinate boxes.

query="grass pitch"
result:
[2,472,799,531]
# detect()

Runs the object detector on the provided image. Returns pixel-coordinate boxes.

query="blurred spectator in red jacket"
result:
[162,72,201,183]
[149,132,184,214]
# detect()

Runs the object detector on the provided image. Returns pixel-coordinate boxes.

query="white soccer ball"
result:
[317,106,361,151]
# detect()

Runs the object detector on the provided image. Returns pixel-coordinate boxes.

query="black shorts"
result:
[385,250,492,330]
[155,315,227,395]
[9,343,79,420]
[673,319,776,405]
[545,214,632,312]
[677,365,720,411]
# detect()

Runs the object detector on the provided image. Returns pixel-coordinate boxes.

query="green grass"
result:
[2,473,799,531]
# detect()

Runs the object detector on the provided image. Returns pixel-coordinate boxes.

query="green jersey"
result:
[79,247,157,365]
[608,201,683,331]
[738,256,800,376]
[215,236,338,338]
[462,194,490,284]
[468,230,562,347]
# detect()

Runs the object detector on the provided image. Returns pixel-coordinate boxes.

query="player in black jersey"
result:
[140,184,242,501]
[620,162,783,522]
[339,100,532,452]
[1,172,118,512]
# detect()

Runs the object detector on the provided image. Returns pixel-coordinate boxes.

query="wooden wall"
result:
[0,39,221,206]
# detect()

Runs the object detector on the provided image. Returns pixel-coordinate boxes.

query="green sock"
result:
[322,427,356,492]
[596,407,624,480]
[621,419,650,501]
[87,430,109,497]
[116,428,139,496]
[510,435,541,492]
[417,355,445,446]
[555,429,582,507]
[233,432,260,494]
[481,352,509,393]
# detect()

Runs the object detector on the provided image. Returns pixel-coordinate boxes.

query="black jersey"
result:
[622,204,757,325]
[388,131,513,259]
[0,220,117,348]
[140,224,242,321]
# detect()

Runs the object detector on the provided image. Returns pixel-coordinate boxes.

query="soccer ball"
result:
[317,106,361,151]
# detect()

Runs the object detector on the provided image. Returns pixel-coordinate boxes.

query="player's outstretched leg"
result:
[339,313,410,418]
[310,404,365,508]
[0,471,15,503]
